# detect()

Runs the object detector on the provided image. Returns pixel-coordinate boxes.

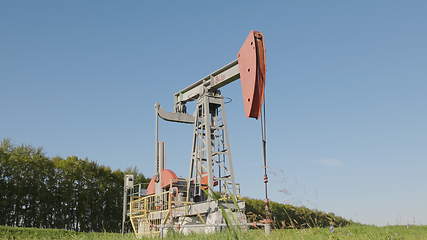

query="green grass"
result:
[1,225,427,240]
[0,225,134,240]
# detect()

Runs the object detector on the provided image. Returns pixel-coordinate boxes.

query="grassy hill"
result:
[243,197,352,228]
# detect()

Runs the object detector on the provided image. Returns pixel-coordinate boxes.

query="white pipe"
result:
[159,141,165,171]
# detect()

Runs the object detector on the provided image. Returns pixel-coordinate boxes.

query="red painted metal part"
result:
[146,169,178,195]
[238,31,266,119]
[200,173,218,190]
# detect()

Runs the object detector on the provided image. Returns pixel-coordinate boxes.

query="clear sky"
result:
[1,1,426,226]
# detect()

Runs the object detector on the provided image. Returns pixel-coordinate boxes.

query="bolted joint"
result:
[175,102,187,114]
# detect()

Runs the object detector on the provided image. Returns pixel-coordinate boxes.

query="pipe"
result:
[159,141,165,172]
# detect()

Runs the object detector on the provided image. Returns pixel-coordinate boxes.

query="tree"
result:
[0,138,150,232]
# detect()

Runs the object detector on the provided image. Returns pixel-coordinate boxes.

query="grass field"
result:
[1,225,427,240]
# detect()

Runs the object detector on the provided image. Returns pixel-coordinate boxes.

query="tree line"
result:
[0,139,147,232]
[0,139,351,232]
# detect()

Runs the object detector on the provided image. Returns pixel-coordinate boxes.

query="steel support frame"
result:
[186,90,237,202]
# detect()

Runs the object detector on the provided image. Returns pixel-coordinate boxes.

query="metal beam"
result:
[174,60,240,107]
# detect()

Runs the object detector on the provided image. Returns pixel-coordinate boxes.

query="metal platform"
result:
[128,190,247,237]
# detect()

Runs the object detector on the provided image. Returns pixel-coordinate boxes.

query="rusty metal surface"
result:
[237,31,266,119]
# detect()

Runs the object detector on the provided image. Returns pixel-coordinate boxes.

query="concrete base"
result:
[136,200,247,237]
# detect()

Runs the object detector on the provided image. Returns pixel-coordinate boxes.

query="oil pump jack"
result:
[124,31,267,237]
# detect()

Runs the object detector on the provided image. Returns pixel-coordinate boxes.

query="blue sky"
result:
[1,1,426,226]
